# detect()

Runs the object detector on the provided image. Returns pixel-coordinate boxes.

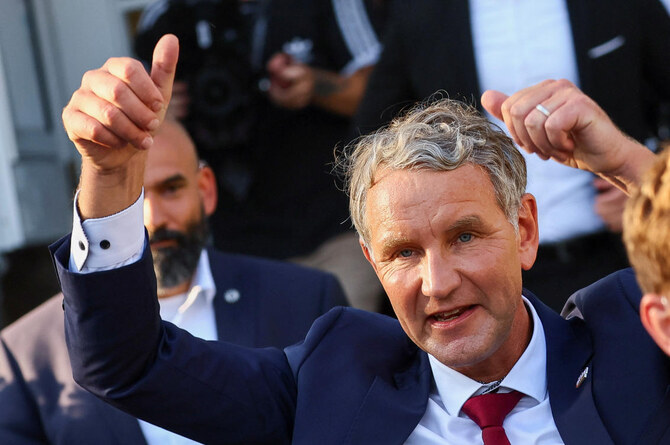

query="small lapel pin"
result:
[224,289,241,304]
[575,366,589,388]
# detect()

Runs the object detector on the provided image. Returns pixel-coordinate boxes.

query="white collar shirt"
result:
[155,249,217,336]
[405,297,564,444]
[469,0,604,243]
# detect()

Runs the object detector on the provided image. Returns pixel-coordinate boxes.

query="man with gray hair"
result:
[54,36,668,444]
[346,96,528,245]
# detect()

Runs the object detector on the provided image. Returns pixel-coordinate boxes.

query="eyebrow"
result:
[445,215,486,233]
[148,174,188,190]
[378,235,413,257]
[377,215,486,257]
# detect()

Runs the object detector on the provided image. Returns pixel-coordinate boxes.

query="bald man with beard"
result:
[0,118,347,445]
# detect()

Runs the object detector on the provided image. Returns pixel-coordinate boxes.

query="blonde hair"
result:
[341,98,526,245]
[624,149,670,294]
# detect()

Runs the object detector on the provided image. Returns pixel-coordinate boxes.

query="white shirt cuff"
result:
[340,43,382,76]
[69,190,146,273]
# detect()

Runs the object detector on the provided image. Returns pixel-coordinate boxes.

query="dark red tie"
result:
[461,390,524,445]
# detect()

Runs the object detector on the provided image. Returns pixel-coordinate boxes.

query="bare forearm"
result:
[77,153,146,220]
[599,137,657,195]
[311,66,372,116]
[481,80,660,194]
[62,35,178,221]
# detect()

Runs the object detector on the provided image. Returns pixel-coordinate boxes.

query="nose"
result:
[144,195,167,232]
[420,251,460,299]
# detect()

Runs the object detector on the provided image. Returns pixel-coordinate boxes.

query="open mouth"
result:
[432,305,476,323]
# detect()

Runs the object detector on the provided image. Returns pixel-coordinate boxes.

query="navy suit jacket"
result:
[51,236,670,443]
[355,0,670,143]
[0,244,347,444]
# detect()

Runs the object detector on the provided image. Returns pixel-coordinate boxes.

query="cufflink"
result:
[73,234,90,271]
[576,366,589,388]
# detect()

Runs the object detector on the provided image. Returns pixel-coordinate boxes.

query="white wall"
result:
[0,45,25,252]
[0,0,152,252]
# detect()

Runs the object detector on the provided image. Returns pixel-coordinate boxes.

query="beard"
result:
[149,210,209,297]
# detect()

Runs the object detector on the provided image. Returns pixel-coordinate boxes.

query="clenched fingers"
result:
[62,104,128,150]
[66,88,156,150]
[497,79,583,162]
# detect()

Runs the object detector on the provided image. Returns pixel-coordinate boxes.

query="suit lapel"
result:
[345,295,617,444]
[345,350,432,445]
[530,294,613,444]
[405,0,479,105]
[445,0,481,106]
[208,249,258,347]
[566,0,593,92]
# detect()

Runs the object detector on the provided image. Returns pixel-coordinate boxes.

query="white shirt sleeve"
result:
[332,0,382,76]
[661,0,670,15]
[68,190,146,273]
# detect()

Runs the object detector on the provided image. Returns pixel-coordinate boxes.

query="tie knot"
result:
[462,390,523,429]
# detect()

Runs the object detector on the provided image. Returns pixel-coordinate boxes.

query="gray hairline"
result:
[341,98,527,255]
[355,158,524,242]
[357,163,523,259]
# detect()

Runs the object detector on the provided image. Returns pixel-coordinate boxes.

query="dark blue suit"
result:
[52,238,670,444]
[0,245,347,444]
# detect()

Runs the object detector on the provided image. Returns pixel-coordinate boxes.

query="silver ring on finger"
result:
[535,104,551,118]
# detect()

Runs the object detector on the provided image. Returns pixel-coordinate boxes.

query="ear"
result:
[197,165,218,217]
[359,237,379,274]
[517,193,539,271]
[640,293,670,356]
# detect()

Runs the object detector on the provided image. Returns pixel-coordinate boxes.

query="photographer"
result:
[135,0,388,311]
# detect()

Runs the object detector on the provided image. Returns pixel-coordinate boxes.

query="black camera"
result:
[134,0,261,153]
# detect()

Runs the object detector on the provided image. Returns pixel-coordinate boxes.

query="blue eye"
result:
[458,233,473,243]
[399,249,413,258]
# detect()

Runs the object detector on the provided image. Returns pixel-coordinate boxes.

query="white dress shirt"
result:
[469,0,604,243]
[70,191,217,445]
[406,297,564,444]
[333,0,383,75]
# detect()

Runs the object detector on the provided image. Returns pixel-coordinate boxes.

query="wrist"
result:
[77,153,146,220]
[311,68,340,100]
[605,137,656,194]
